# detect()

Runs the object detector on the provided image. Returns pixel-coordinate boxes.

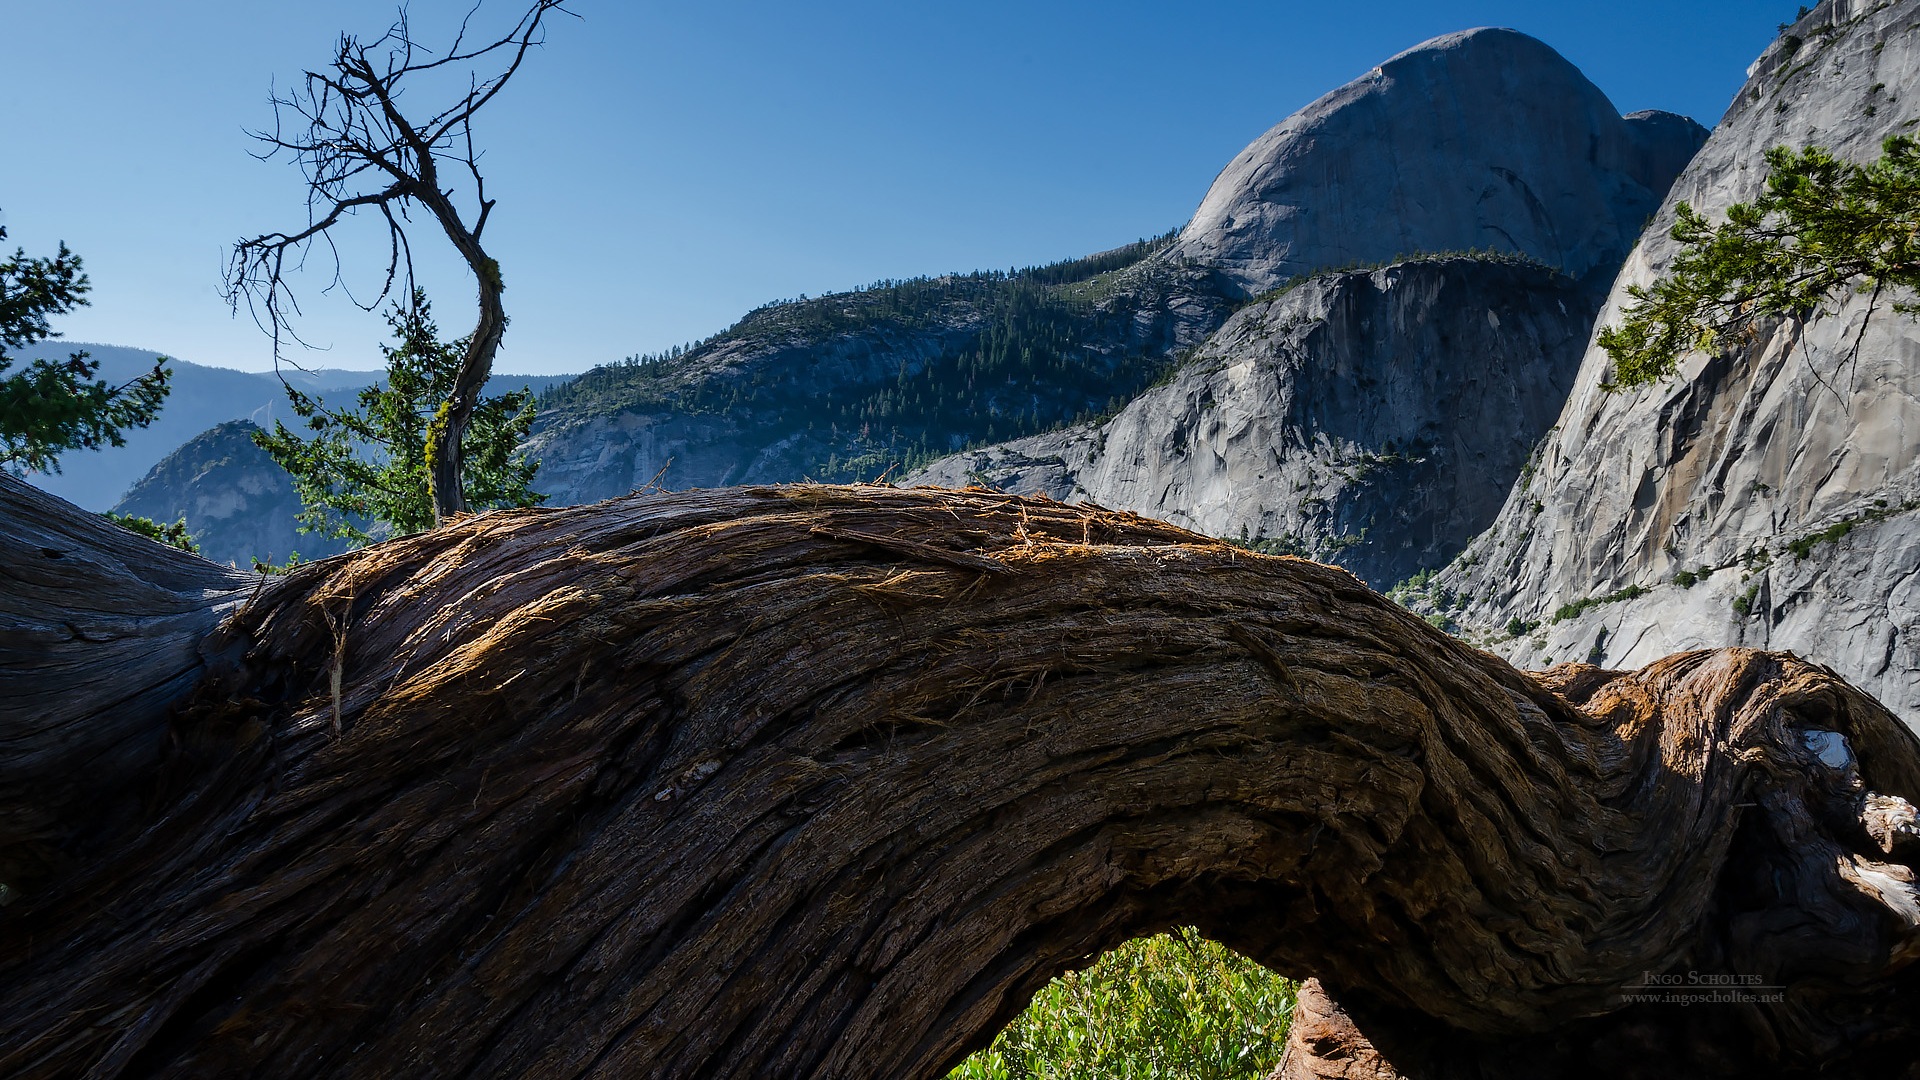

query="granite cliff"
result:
[907,28,1702,588]
[1414,0,1920,727]
[907,256,1594,588]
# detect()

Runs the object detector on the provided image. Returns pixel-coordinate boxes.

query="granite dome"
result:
[1168,27,1707,295]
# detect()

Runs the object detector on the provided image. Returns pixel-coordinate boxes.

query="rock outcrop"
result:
[111,420,352,568]
[907,257,1594,588]
[1166,28,1707,296]
[1420,0,1920,728]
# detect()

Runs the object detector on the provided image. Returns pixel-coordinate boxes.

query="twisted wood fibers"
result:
[1,479,1916,1077]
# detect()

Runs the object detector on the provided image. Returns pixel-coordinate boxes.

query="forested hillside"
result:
[529,232,1237,495]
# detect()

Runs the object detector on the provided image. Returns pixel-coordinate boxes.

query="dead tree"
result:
[2,471,1917,1078]
[225,0,570,522]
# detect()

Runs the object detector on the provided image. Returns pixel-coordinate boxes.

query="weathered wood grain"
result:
[1,479,1916,1078]
[0,475,252,894]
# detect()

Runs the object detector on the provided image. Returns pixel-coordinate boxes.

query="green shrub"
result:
[1398,568,1436,592]
[949,931,1296,1080]
[101,511,197,554]
[1733,582,1762,617]
[1787,518,1855,559]
[1550,585,1648,624]
[1671,568,1698,588]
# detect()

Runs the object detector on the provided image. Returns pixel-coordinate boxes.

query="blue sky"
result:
[3,1,1790,376]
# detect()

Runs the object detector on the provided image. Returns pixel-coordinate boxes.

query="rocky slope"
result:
[907,256,1594,588]
[906,27,1704,589]
[1165,27,1707,296]
[111,420,353,568]
[1416,0,1920,726]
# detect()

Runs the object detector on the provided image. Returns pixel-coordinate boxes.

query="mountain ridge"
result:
[16,343,568,511]
[81,24,1717,604]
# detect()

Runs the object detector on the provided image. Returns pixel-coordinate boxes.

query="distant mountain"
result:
[111,420,356,569]
[14,344,360,512]
[15,343,569,511]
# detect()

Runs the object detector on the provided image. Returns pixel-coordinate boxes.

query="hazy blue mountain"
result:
[15,342,567,510]
[111,419,357,569]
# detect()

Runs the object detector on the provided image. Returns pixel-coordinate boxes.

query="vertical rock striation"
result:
[1424,0,1920,729]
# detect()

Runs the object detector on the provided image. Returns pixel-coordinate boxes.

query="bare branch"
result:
[228,0,570,520]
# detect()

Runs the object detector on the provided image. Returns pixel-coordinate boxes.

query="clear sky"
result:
[3,1,1792,376]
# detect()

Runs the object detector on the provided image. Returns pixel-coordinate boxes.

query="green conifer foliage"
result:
[1600,136,1920,388]
[254,290,543,545]
[0,217,169,473]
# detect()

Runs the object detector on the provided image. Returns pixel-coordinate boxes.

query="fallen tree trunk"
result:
[1,474,1917,1078]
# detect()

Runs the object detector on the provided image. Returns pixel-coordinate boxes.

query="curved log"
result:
[0,477,251,899]
[1,477,1917,1078]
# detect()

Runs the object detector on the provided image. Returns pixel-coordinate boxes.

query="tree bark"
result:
[416,176,506,524]
[0,478,252,900]
[2,474,1917,1078]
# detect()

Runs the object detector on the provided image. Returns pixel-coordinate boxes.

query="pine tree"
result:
[254,290,543,545]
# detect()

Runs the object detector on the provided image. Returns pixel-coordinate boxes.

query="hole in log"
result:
[947,930,1298,1078]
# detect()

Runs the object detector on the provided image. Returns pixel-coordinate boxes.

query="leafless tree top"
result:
[226,0,574,359]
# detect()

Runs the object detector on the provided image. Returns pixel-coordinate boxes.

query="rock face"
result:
[1421,0,1920,727]
[908,256,1594,589]
[1167,28,1708,297]
[112,420,352,568]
